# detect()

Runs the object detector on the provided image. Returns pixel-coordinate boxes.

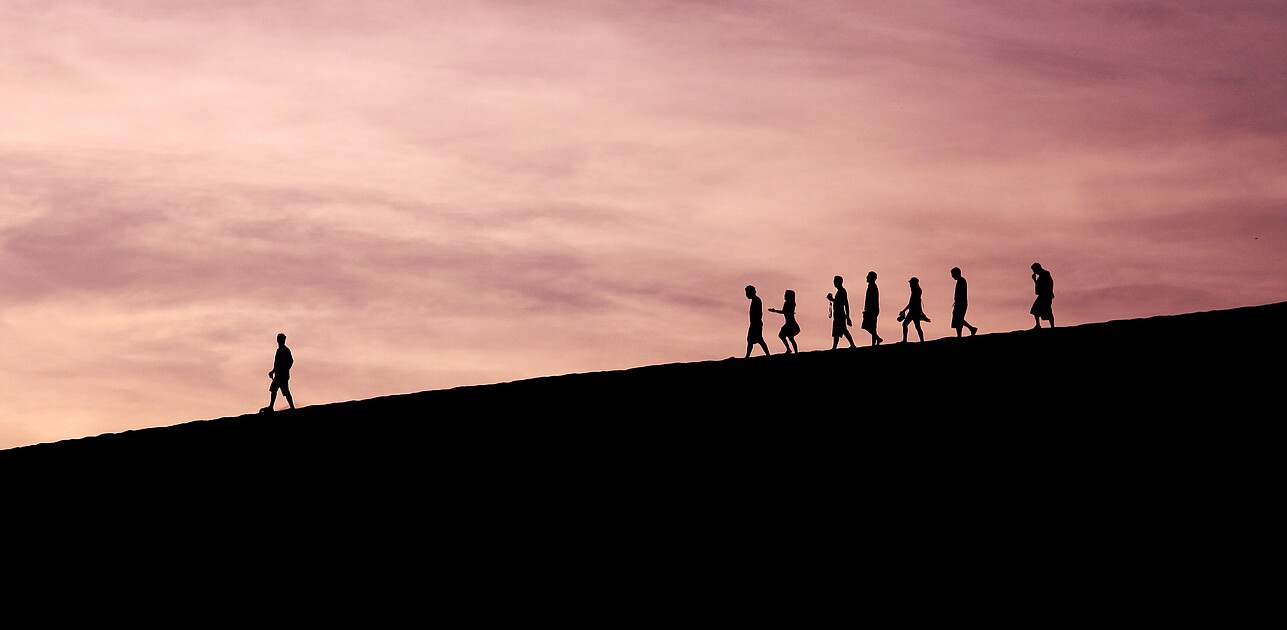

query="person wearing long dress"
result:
[861,271,883,346]
[1030,262,1054,329]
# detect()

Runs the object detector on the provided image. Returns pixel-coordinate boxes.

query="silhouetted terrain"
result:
[6,302,1281,476]
[6,303,1279,612]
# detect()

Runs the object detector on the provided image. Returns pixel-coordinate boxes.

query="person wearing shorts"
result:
[264,333,296,412]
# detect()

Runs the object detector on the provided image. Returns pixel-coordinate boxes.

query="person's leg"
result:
[915,321,924,342]
[745,342,752,358]
[902,320,909,342]
[790,336,799,353]
[779,333,790,353]
[844,331,854,347]
[281,383,294,409]
[1033,315,1041,329]
[832,336,839,350]
[954,325,962,337]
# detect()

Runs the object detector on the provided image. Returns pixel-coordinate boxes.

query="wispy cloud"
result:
[3,1,1285,448]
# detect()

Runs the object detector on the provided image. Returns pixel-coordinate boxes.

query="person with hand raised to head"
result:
[1030,262,1055,329]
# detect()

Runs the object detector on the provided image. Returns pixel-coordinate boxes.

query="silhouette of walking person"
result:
[861,271,883,346]
[950,267,978,337]
[898,277,930,342]
[261,332,296,413]
[767,289,801,354]
[744,285,771,358]
[826,275,855,350]
[1030,262,1055,329]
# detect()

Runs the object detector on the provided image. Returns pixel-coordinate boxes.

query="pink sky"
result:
[3,1,1285,449]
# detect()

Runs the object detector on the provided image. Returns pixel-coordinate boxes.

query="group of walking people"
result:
[744,262,1055,357]
[258,264,1056,412]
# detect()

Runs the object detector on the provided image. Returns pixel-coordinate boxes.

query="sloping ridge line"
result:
[3,300,1284,471]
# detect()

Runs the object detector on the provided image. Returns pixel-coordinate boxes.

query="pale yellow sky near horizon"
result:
[3,1,1286,449]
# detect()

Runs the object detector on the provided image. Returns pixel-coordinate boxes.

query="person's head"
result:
[834,275,843,287]
[910,277,919,285]
[745,285,756,298]
[1031,262,1042,273]
[950,267,961,279]
[277,333,287,345]
[784,289,795,302]
[866,271,876,282]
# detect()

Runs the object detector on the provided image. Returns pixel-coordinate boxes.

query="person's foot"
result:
[1031,325,1041,330]
[259,406,272,413]
[969,326,977,336]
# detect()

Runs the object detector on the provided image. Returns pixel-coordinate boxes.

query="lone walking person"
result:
[950,267,978,337]
[1030,262,1054,329]
[261,332,296,413]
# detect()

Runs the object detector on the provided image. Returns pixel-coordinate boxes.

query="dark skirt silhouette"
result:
[903,297,928,322]
[861,312,878,333]
[1030,295,1053,321]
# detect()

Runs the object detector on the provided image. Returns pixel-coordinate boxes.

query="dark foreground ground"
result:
[7,301,1281,469]
[4,302,1281,617]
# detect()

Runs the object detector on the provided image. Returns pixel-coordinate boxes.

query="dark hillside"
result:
[5,301,1281,483]
[5,303,1280,614]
